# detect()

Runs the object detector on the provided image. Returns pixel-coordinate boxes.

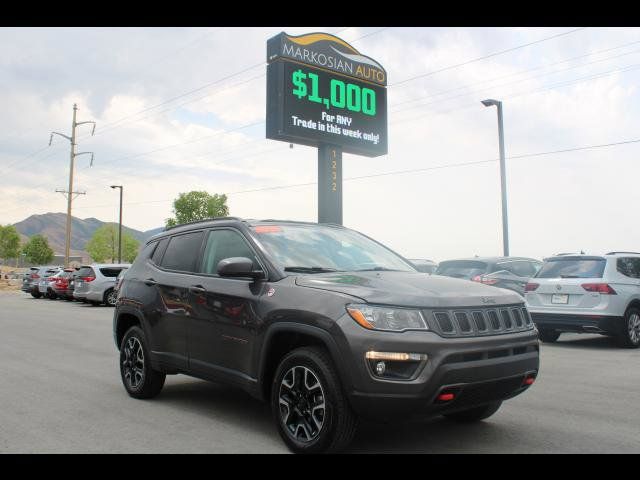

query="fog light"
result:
[376,361,386,375]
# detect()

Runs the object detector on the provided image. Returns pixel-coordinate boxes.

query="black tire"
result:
[616,307,640,348]
[443,401,503,422]
[48,290,58,300]
[119,326,165,399]
[538,329,560,343]
[104,288,117,307]
[271,346,358,454]
[31,291,42,299]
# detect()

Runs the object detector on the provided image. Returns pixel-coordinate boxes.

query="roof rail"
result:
[606,251,640,255]
[165,216,243,231]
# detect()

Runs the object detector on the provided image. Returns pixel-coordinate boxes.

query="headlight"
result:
[346,304,429,332]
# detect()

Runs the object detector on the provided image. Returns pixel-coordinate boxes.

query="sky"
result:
[1,26,640,262]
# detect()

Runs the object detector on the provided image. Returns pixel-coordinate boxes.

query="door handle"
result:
[144,278,157,286]
[189,285,206,294]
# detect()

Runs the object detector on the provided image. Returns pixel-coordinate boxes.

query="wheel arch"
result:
[114,309,145,350]
[257,323,352,402]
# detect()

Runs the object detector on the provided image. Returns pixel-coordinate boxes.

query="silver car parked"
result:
[73,264,131,306]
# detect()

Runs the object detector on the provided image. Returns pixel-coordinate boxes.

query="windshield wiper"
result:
[284,266,340,273]
[355,266,399,272]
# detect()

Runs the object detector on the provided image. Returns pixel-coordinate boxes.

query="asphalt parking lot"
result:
[1,290,639,454]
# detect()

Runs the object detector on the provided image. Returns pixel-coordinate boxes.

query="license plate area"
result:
[551,293,569,304]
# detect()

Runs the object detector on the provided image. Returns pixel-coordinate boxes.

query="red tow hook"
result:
[523,374,536,386]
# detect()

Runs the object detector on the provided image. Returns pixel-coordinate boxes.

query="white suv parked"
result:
[73,264,131,306]
[525,252,640,348]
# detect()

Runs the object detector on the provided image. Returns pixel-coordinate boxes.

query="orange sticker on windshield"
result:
[254,225,282,233]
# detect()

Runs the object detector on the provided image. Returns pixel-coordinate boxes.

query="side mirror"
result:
[217,257,265,279]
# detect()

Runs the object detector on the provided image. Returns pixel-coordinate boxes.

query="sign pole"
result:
[317,144,342,225]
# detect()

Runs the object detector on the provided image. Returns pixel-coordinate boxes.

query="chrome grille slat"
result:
[426,305,533,337]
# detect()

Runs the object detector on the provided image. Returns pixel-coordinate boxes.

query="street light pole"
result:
[482,99,509,257]
[110,185,123,263]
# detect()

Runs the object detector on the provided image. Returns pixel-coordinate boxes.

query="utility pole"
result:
[110,185,123,263]
[50,104,96,267]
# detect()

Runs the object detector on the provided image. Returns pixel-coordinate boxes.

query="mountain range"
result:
[12,212,163,259]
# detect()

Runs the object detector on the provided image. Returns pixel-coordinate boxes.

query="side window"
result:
[499,261,536,277]
[151,238,169,265]
[617,258,640,279]
[100,268,122,278]
[160,231,205,273]
[200,229,258,275]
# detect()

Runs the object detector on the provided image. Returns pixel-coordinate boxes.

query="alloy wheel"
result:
[628,313,640,345]
[278,366,326,443]
[122,337,145,390]
[107,290,118,306]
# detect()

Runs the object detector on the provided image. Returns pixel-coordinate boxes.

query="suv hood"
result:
[295,271,522,308]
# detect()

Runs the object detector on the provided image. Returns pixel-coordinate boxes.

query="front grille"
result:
[427,305,534,337]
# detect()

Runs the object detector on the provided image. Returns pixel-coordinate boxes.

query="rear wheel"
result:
[617,308,640,348]
[538,329,560,343]
[120,326,165,399]
[271,346,357,454]
[443,401,502,422]
[104,288,117,307]
[31,291,41,299]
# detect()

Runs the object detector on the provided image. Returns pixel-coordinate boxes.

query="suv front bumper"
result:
[335,315,539,419]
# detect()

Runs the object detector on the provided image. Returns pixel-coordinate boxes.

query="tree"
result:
[86,224,140,263]
[165,191,229,228]
[22,234,54,265]
[0,225,21,264]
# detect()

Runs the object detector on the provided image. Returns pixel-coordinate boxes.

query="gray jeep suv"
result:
[113,218,539,453]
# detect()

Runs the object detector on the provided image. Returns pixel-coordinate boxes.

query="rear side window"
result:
[200,229,258,275]
[436,261,488,279]
[160,231,205,272]
[499,261,540,277]
[617,258,640,279]
[100,268,123,278]
[151,238,169,265]
[77,267,95,278]
[536,257,606,279]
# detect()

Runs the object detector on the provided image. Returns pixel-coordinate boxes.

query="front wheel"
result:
[538,329,560,343]
[31,291,42,299]
[271,346,358,454]
[443,401,503,422]
[617,308,640,348]
[120,326,165,399]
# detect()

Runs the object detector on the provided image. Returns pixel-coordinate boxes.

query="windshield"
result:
[436,260,488,279]
[535,257,606,279]
[252,224,415,273]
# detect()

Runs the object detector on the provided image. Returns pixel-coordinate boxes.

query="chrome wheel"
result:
[278,366,326,443]
[122,337,145,390]
[628,313,640,345]
[106,290,117,306]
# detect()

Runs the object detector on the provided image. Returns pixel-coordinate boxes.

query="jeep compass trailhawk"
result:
[113,218,539,453]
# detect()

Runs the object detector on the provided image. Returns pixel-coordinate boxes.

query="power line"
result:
[390,27,587,88]
[391,39,640,112]
[50,136,640,213]
[391,47,640,115]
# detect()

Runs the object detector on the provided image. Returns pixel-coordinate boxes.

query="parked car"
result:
[525,252,640,348]
[408,259,438,273]
[65,268,81,300]
[113,268,127,296]
[21,267,41,296]
[37,268,64,299]
[50,269,77,300]
[113,218,539,453]
[436,257,542,296]
[74,264,131,306]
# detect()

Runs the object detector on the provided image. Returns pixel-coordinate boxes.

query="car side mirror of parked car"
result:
[217,257,265,279]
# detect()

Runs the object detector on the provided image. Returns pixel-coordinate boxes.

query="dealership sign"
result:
[266,32,388,157]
